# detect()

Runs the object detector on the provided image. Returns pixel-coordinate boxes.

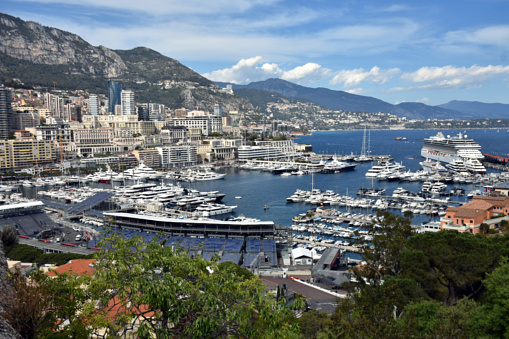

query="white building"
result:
[238,146,290,161]
[291,248,313,266]
[157,145,197,168]
[88,95,99,115]
[172,116,222,136]
[121,90,135,116]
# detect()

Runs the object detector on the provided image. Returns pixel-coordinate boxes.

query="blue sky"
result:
[3,0,509,106]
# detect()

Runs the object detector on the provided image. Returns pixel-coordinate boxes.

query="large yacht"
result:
[421,131,486,173]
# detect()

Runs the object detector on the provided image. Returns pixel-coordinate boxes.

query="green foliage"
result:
[349,211,414,289]
[480,222,490,233]
[403,298,478,337]
[297,310,334,339]
[82,234,299,338]
[1,225,18,246]
[400,231,505,305]
[474,257,509,338]
[5,244,93,266]
[1,270,57,339]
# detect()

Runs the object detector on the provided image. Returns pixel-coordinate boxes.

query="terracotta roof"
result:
[472,195,509,207]
[454,200,494,218]
[46,259,96,277]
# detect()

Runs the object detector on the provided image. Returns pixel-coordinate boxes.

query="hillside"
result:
[0,13,252,111]
[225,78,470,120]
[438,100,509,118]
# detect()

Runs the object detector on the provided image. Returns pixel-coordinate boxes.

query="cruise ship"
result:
[421,131,486,174]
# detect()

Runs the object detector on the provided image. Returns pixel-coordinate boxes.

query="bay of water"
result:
[175,129,509,227]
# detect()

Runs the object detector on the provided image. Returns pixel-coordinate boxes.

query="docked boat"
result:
[421,131,486,173]
[195,203,237,216]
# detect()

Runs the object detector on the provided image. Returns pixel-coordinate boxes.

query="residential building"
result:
[157,145,197,168]
[12,111,39,130]
[172,116,222,136]
[0,84,13,139]
[149,103,165,121]
[440,196,509,234]
[121,90,135,115]
[132,149,162,168]
[89,95,99,115]
[0,140,55,169]
[107,81,122,114]
[160,126,189,144]
[13,130,34,141]
[138,103,149,121]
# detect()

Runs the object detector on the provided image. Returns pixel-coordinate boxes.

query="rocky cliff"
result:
[0,14,126,78]
[0,241,22,339]
[0,12,253,111]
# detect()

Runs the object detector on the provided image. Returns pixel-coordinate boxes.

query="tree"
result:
[1,270,58,339]
[84,234,299,338]
[349,211,415,288]
[400,231,500,305]
[1,225,18,247]
[297,310,333,339]
[474,257,509,338]
[402,298,478,338]
[480,222,490,234]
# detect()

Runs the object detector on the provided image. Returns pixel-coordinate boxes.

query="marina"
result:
[3,129,509,264]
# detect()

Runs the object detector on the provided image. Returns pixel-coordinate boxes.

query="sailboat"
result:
[354,125,371,162]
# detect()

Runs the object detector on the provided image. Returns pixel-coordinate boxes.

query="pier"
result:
[292,238,363,253]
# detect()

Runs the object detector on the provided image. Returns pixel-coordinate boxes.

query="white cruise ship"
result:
[421,131,486,174]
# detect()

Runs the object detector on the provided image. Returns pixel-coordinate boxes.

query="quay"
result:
[292,238,362,253]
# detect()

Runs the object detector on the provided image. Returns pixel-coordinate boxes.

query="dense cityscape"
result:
[2,3,509,338]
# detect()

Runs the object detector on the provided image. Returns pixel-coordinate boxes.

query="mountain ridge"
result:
[0,13,252,112]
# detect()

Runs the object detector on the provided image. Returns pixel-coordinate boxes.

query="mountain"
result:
[438,100,509,119]
[0,13,252,111]
[222,78,471,120]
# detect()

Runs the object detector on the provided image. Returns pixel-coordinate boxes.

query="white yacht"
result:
[195,203,237,216]
[193,171,226,181]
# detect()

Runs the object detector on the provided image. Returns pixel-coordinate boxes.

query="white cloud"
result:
[401,65,509,90]
[203,57,330,85]
[329,66,400,88]
[445,25,509,47]
[13,0,281,16]
[281,63,331,84]
[202,56,282,84]
[344,88,365,95]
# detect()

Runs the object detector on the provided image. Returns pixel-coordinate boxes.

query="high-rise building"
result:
[138,103,149,121]
[107,81,122,114]
[89,95,99,115]
[214,104,223,117]
[121,90,135,115]
[0,84,13,139]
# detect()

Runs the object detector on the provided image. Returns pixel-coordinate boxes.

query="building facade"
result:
[0,140,55,169]
[157,145,197,168]
[121,90,135,116]
[0,85,13,139]
[107,81,122,114]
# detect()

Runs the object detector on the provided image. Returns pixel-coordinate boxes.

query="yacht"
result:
[193,171,226,181]
[195,203,237,216]
[321,156,357,173]
[421,131,486,173]
[365,161,405,177]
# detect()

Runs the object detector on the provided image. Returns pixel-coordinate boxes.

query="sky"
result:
[3,0,509,106]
